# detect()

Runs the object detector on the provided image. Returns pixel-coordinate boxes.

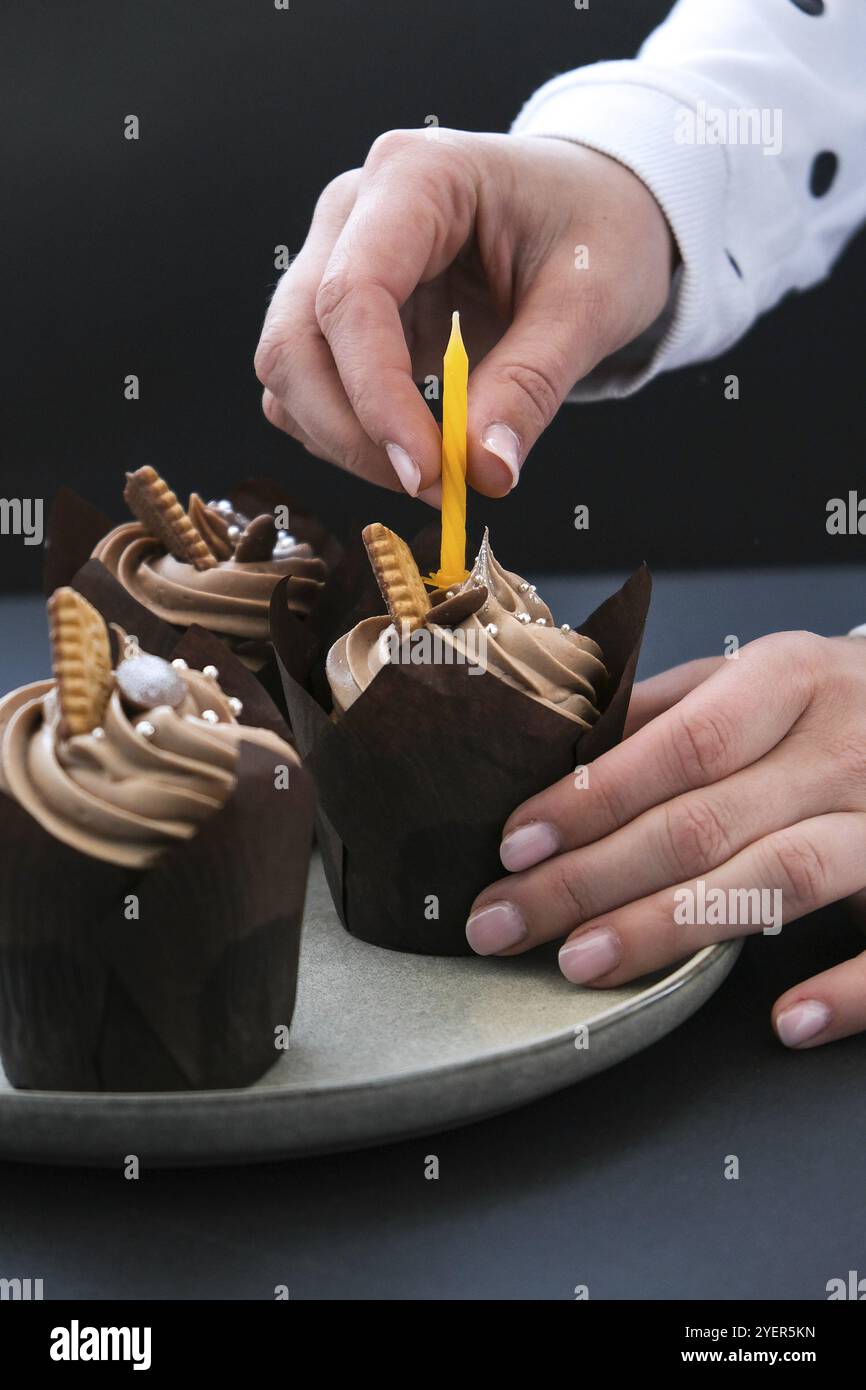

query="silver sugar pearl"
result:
[116,653,186,712]
[171,658,188,669]
[535,617,548,626]
[518,582,529,592]
[202,664,219,680]
[215,499,234,515]
[91,726,105,740]
[201,709,220,724]
[517,612,531,624]
[484,623,499,637]
[228,696,243,716]
[560,624,571,632]
[446,590,455,599]
[135,720,156,739]
[227,524,241,541]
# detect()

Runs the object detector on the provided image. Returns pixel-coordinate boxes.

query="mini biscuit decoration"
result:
[362,523,431,632]
[48,587,114,738]
[123,466,217,571]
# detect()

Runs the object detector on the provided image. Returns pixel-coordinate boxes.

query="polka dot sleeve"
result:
[510,0,866,399]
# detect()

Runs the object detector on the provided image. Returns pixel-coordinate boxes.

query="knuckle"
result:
[495,359,562,430]
[664,796,732,879]
[551,859,594,925]
[253,331,284,389]
[339,434,371,480]
[748,630,825,695]
[261,389,281,426]
[671,706,736,785]
[592,771,629,830]
[831,730,866,793]
[314,266,355,334]
[314,169,360,216]
[768,831,828,913]
[366,128,421,169]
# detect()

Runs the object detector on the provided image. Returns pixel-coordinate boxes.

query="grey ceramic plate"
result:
[0,856,740,1167]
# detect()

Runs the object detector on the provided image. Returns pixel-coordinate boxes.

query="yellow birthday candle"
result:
[427,311,471,591]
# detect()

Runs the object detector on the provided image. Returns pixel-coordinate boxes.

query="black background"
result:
[2,0,864,592]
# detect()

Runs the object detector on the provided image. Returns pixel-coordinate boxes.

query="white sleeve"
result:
[510,0,866,400]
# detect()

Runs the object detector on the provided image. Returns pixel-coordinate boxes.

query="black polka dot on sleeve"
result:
[810,151,838,197]
[789,0,824,15]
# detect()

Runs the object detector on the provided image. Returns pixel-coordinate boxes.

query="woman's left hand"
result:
[465,632,866,1050]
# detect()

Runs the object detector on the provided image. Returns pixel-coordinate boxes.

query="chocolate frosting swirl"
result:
[0,661,298,869]
[93,522,326,665]
[327,531,607,724]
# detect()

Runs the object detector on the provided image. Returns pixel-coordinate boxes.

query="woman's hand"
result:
[255,129,673,500]
[466,633,866,1050]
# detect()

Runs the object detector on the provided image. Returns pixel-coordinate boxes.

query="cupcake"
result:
[271,522,651,956]
[91,465,328,672]
[0,588,314,1091]
[326,527,607,723]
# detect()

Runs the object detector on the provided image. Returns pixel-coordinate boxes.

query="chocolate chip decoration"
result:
[234,514,277,562]
[188,493,233,561]
[425,584,489,628]
[115,653,187,711]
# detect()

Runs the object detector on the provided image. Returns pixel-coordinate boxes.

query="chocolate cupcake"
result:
[271,522,651,956]
[91,466,328,672]
[326,528,607,723]
[0,588,315,1091]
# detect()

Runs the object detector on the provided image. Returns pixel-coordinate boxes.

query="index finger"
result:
[314,130,477,493]
[499,634,818,871]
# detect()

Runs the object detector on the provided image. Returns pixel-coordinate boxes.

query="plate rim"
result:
[0,938,741,1113]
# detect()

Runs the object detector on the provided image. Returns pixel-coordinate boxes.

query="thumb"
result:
[466,275,608,496]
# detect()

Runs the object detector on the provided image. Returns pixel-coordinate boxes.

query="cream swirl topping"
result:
[93,522,326,660]
[0,660,297,869]
[327,532,607,724]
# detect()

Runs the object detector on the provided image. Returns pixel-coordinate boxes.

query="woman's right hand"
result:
[254,128,674,501]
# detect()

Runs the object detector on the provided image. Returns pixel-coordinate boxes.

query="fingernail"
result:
[384,442,420,496]
[500,820,561,872]
[481,422,521,490]
[559,927,621,984]
[418,479,442,509]
[465,900,527,955]
[775,999,831,1048]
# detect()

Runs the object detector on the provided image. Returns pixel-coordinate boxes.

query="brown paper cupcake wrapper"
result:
[0,628,315,1091]
[270,564,652,956]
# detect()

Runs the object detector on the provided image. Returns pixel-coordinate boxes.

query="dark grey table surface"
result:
[2,567,865,1300]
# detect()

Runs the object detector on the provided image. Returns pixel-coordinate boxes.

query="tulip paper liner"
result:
[0,627,315,1092]
[270,564,652,956]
